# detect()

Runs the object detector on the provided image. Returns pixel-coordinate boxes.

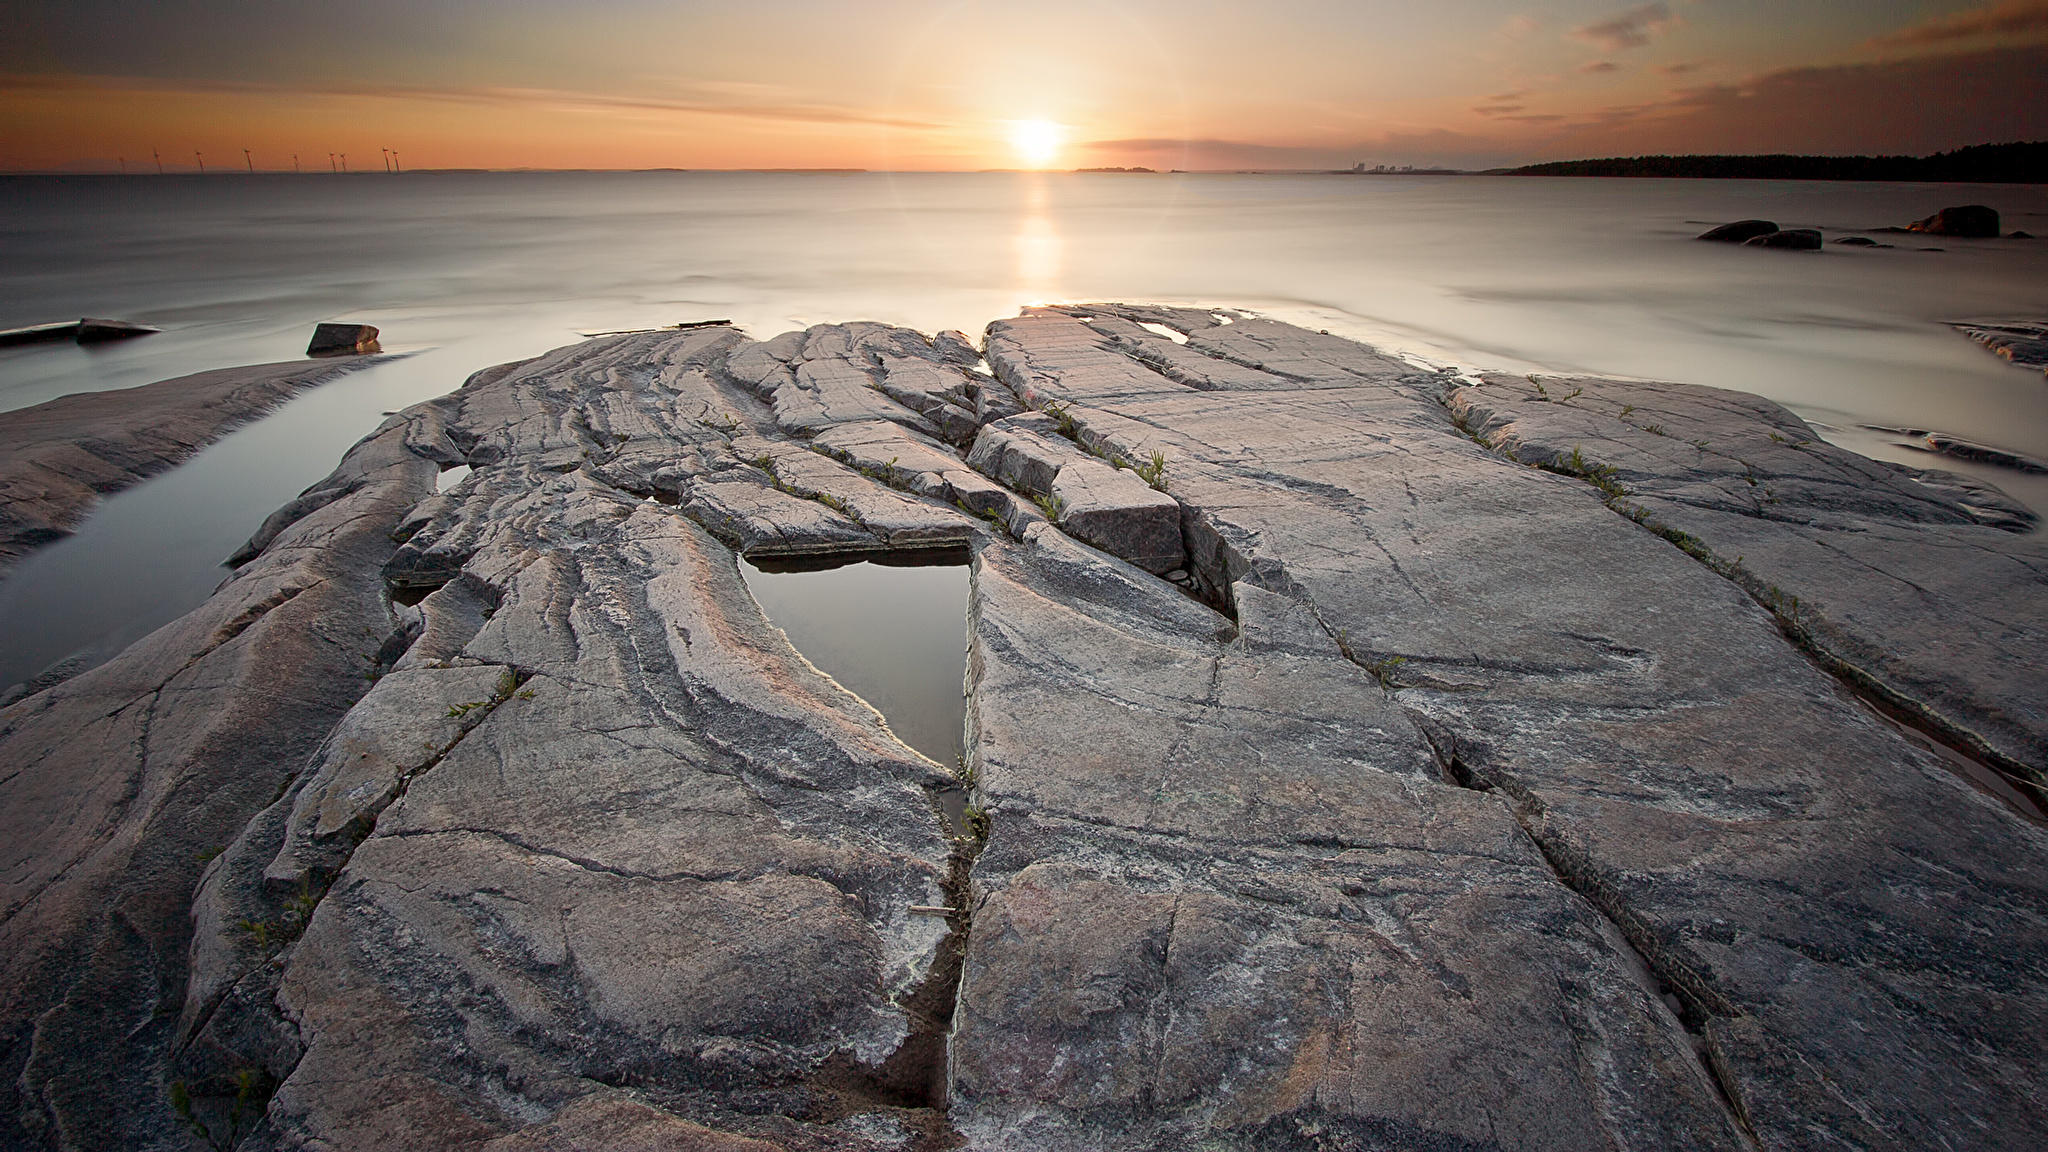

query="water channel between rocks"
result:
[738,547,971,779]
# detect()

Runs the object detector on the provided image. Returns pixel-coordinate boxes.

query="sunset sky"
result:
[4,1,2045,172]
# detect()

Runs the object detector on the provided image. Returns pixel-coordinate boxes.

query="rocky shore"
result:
[0,357,387,570]
[1,310,2044,1151]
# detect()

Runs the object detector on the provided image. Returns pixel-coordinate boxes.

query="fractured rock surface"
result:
[0,307,2042,1151]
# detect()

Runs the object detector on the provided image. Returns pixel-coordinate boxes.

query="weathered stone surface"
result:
[721,321,984,442]
[1908,204,2000,237]
[813,419,1016,518]
[1447,371,2048,790]
[0,357,386,570]
[1049,458,1182,574]
[306,322,381,356]
[964,414,1088,496]
[179,328,970,1151]
[963,305,2048,1149]
[1697,219,1778,243]
[0,400,435,1148]
[955,527,1745,1150]
[5,309,2047,1151]
[1742,228,1822,250]
[1953,318,2048,374]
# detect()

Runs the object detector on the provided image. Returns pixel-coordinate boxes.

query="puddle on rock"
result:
[739,548,971,824]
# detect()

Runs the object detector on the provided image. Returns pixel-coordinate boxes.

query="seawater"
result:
[2,171,2046,691]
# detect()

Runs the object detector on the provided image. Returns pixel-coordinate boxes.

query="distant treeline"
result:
[1503,142,2047,183]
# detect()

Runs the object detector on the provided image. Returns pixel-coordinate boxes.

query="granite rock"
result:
[4,310,2045,1152]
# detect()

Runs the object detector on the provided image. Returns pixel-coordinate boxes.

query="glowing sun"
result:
[1009,120,1064,168]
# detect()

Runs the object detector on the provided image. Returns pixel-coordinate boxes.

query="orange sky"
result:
[4,1,2045,172]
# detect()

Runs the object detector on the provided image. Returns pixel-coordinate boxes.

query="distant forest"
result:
[1503,141,2046,183]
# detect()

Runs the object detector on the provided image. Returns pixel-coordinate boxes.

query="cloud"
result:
[1867,0,2048,47]
[1580,61,1622,73]
[1573,4,1675,52]
[1472,104,1527,117]
[1529,43,2048,157]
[0,71,942,130]
[1499,14,1543,39]
[1657,61,1707,75]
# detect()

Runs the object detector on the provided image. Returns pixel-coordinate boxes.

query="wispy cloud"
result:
[0,72,943,130]
[1472,104,1528,117]
[1866,0,2048,47]
[1573,4,1675,52]
[1657,60,1707,75]
[1580,61,1622,74]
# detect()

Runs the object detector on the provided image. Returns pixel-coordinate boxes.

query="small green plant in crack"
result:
[1031,492,1067,520]
[963,803,992,842]
[195,846,224,865]
[1365,655,1408,690]
[1619,404,1636,418]
[1643,423,1666,436]
[953,755,979,788]
[1134,450,1170,492]
[695,404,742,437]
[171,1067,274,1152]
[1039,400,1081,439]
[445,699,491,719]
[1767,431,1788,443]
[751,453,778,475]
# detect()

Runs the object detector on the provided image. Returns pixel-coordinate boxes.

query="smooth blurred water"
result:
[2,171,2045,694]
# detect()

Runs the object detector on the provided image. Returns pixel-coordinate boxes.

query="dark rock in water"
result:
[73,317,161,343]
[2014,230,2035,239]
[1742,228,1823,250]
[1924,432,2048,473]
[0,357,389,571]
[1908,204,2000,237]
[1832,235,1886,247]
[1695,219,1778,243]
[307,322,381,356]
[1952,319,2048,374]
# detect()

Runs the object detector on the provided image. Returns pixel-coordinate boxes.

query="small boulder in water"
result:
[1907,205,1999,238]
[1743,228,1822,250]
[2012,230,2034,239]
[1696,219,1778,243]
[1832,236,1888,247]
[307,322,381,356]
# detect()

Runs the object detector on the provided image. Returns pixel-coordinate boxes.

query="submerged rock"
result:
[72,317,161,343]
[1952,318,2048,375]
[1696,219,1778,243]
[1742,228,1822,250]
[1,310,2044,1151]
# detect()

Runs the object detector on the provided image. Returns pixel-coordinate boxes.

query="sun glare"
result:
[1009,120,1064,168]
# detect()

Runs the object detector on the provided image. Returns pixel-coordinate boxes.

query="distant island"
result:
[1501,141,2046,183]
[1074,166,1156,173]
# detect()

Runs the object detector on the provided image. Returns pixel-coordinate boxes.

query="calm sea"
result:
[2,171,2045,690]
